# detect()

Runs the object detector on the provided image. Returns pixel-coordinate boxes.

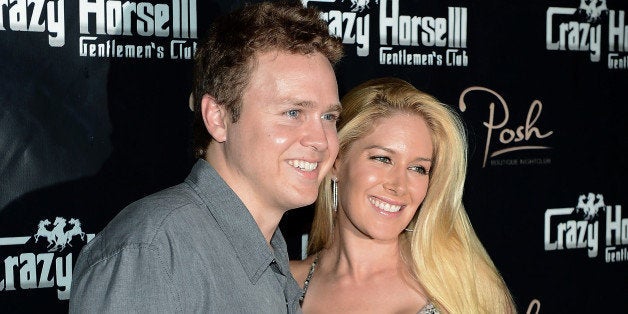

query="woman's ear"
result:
[330,154,342,179]
[201,94,228,143]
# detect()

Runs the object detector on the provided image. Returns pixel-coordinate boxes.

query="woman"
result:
[290,77,516,313]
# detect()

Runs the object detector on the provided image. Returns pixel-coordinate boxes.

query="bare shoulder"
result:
[289,254,317,288]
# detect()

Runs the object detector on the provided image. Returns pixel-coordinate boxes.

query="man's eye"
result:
[285,109,300,118]
[322,113,339,121]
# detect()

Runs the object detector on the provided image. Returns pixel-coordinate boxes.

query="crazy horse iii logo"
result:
[0,218,94,300]
[544,194,627,262]
[546,0,628,68]
[34,217,86,252]
[305,0,469,65]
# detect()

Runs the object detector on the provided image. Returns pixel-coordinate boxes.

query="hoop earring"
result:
[332,179,338,212]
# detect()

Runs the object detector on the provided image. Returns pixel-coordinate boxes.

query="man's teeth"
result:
[369,197,402,213]
[288,160,318,172]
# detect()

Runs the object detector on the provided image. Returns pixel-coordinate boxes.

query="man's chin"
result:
[285,192,317,210]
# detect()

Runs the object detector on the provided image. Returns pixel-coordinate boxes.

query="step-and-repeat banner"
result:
[1,0,625,312]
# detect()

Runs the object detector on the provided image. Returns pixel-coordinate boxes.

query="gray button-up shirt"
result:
[69,159,303,313]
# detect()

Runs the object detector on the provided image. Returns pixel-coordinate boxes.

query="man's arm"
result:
[69,243,181,313]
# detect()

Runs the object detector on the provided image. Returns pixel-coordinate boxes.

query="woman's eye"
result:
[370,156,391,164]
[409,166,429,175]
[285,109,300,118]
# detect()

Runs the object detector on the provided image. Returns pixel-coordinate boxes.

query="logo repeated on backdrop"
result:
[79,0,197,59]
[305,0,469,67]
[0,0,198,59]
[0,218,95,300]
[458,86,554,168]
[546,0,628,69]
[0,0,65,46]
[544,194,627,263]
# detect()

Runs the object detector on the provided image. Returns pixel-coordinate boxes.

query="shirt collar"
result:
[184,159,292,283]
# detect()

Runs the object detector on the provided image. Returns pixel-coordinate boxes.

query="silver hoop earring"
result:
[331,179,338,212]
[404,228,414,232]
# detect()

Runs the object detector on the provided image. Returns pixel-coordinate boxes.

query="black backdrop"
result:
[1,0,626,313]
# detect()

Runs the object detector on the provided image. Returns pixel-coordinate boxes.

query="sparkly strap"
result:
[418,302,440,314]
[299,253,320,305]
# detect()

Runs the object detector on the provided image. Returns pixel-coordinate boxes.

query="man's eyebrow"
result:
[289,101,314,108]
[327,103,342,112]
[289,101,342,112]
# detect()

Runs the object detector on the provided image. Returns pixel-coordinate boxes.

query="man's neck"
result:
[204,154,285,246]
[249,207,285,247]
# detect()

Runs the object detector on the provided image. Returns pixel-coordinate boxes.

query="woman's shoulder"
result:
[289,254,318,288]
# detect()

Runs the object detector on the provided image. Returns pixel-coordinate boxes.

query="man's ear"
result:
[201,94,228,143]
[188,93,194,111]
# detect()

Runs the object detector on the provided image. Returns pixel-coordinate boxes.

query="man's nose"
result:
[301,117,330,151]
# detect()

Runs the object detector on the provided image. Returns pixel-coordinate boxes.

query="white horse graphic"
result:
[49,217,68,251]
[34,219,55,249]
[575,193,605,221]
[346,0,378,12]
[34,217,88,252]
[65,218,86,247]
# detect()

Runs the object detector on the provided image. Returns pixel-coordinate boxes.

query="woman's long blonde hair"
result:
[307,77,516,313]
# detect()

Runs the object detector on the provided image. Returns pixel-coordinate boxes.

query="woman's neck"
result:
[322,223,408,280]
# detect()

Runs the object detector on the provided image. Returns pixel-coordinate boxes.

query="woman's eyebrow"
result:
[365,145,432,162]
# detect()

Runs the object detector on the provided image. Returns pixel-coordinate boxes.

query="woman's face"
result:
[334,112,433,241]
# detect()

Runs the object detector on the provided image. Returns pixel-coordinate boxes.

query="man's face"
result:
[222,51,340,213]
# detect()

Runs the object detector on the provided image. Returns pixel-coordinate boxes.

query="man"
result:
[69,2,343,312]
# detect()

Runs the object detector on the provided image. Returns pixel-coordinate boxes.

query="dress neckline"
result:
[299,252,319,305]
[299,253,439,313]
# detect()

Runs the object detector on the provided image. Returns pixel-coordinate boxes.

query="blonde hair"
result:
[308,77,516,313]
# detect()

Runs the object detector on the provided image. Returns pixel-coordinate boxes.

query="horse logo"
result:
[33,217,87,252]
[577,0,608,22]
[34,219,55,248]
[346,0,378,12]
[575,193,605,221]
[303,0,379,13]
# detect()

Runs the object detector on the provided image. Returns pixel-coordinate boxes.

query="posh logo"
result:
[458,86,554,168]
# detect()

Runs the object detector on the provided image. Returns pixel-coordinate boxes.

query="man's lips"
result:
[287,159,318,172]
